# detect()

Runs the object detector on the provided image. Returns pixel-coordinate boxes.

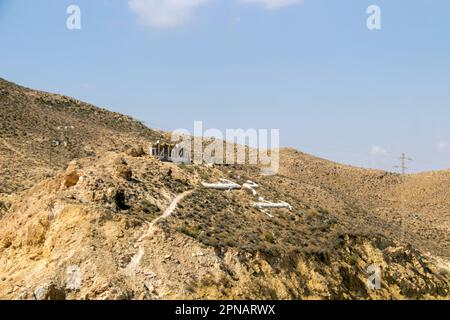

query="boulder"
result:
[64,171,80,188]
[34,282,66,300]
[113,158,133,181]
[126,146,146,157]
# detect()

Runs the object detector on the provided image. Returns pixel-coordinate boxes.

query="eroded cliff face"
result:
[0,153,448,300]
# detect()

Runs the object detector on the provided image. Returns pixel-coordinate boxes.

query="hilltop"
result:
[0,77,164,193]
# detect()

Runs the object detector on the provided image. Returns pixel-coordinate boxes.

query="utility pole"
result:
[394,153,412,243]
[394,153,413,174]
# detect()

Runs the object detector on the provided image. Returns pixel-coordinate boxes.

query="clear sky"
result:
[1,0,449,172]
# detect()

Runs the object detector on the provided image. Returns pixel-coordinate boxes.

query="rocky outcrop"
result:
[0,153,448,300]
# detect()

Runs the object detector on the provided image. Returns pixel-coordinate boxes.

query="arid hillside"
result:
[0,77,163,193]
[0,78,448,300]
[276,149,450,259]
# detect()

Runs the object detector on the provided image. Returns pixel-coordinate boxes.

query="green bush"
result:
[139,200,160,214]
[178,223,201,239]
[263,232,275,243]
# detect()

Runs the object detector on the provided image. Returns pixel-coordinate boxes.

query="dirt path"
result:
[0,137,44,165]
[0,138,28,159]
[136,189,194,243]
[124,189,194,275]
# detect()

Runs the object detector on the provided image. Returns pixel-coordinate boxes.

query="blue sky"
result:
[1,0,449,172]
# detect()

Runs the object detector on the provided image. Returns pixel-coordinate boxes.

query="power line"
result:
[394,153,413,174]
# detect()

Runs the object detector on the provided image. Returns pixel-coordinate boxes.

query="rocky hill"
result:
[0,77,164,193]
[0,78,448,299]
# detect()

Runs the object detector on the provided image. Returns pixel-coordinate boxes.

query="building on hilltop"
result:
[150,141,191,164]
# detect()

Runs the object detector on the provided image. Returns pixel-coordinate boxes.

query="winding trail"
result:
[124,189,194,275]
[0,138,27,158]
[0,137,45,165]
[137,189,194,243]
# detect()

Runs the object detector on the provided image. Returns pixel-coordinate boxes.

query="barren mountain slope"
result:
[0,77,163,193]
[0,78,449,300]
[276,149,450,259]
[0,153,448,300]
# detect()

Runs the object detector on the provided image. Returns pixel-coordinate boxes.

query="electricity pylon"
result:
[394,153,413,174]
